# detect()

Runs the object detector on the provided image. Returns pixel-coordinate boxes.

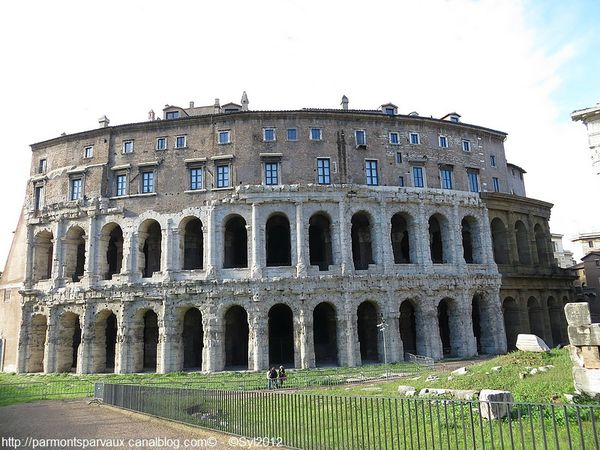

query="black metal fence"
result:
[0,380,95,404]
[101,383,600,450]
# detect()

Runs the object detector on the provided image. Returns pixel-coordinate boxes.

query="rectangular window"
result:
[286,128,298,141]
[166,111,180,119]
[84,146,93,158]
[123,140,134,154]
[439,135,448,148]
[310,128,322,141]
[412,166,424,187]
[216,164,230,188]
[38,159,47,174]
[355,130,366,146]
[440,168,453,189]
[190,167,203,191]
[398,176,404,187]
[467,169,479,192]
[263,128,276,142]
[396,152,402,164]
[492,177,500,192]
[156,137,166,150]
[317,158,331,185]
[34,185,44,210]
[462,139,471,152]
[70,178,82,200]
[365,160,378,186]
[389,132,399,145]
[490,154,497,167]
[175,136,186,149]
[141,171,154,193]
[116,174,127,196]
[218,130,231,144]
[409,132,420,145]
[385,107,395,115]
[264,162,279,185]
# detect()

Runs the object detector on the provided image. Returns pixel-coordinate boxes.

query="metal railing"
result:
[101,383,600,450]
[0,380,95,404]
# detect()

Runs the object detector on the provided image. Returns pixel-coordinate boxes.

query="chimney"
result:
[241,91,249,111]
[341,95,349,110]
[148,110,155,121]
[189,101,195,108]
[214,98,221,113]
[98,115,110,128]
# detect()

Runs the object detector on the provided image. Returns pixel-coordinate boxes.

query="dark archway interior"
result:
[106,226,123,280]
[225,306,249,368]
[503,298,520,351]
[527,298,545,340]
[183,308,203,369]
[183,219,204,270]
[309,214,333,271]
[472,296,482,353]
[143,222,162,277]
[399,301,417,357]
[462,219,474,264]
[357,301,379,362]
[71,315,81,369]
[224,216,248,268]
[515,221,531,265]
[548,299,563,346]
[266,215,291,266]
[491,218,509,264]
[438,300,451,355]
[429,216,444,263]
[143,310,159,371]
[269,304,294,365]
[391,214,410,263]
[313,303,338,365]
[351,213,373,270]
[105,313,117,371]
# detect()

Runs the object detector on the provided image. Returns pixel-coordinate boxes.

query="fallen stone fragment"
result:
[516,334,550,352]
[397,385,417,396]
[451,366,468,375]
[491,366,502,372]
[479,390,514,420]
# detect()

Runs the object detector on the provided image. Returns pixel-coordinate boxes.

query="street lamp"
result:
[377,314,388,378]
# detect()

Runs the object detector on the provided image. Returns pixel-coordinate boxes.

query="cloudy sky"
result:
[0,0,599,270]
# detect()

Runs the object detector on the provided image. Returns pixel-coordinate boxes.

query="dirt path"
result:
[0,399,270,449]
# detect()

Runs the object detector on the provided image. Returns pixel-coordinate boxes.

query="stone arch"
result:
[180,216,204,270]
[309,213,333,271]
[534,224,548,266]
[351,211,374,270]
[437,298,460,356]
[132,308,159,373]
[99,223,123,280]
[224,305,249,369]
[547,297,565,347]
[502,297,520,351]
[265,213,292,267]
[26,314,47,372]
[515,221,531,265]
[429,213,451,264]
[268,303,294,365]
[357,300,380,363]
[313,302,338,366]
[64,226,86,282]
[91,309,117,373]
[223,215,248,269]
[490,218,509,264]
[391,213,413,264]
[471,294,497,354]
[56,311,81,372]
[527,297,546,340]
[461,215,483,264]
[138,220,162,278]
[399,300,417,357]
[182,307,203,370]
[33,230,53,282]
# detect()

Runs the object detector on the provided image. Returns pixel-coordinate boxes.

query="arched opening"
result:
[266,214,292,266]
[534,224,548,266]
[182,308,203,370]
[223,215,248,268]
[101,223,123,280]
[33,231,53,282]
[92,310,117,373]
[429,214,449,264]
[357,301,379,363]
[461,216,482,264]
[182,218,204,270]
[472,296,482,354]
[351,212,374,270]
[491,218,509,264]
[105,313,117,372]
[391,213,411,263]
[309,213,333,271]
[64,226,86,282]
[515,221,531,265]
[56,312,81,372]
[399,300,417,357]
[548,297,565,347]
[527,297,546,340]
[502,297,520,351]
[438,299,452,356]
[139,220,162,278]
[268,304,294,365]
[313,302,338,366]
[26,314,47,373]
[224,306,249,369]
[143,310,159,371]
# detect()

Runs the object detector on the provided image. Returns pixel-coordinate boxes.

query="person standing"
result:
[278,366,287,388]
[267,367,277,389]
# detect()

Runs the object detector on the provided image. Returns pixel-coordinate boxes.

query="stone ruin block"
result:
[567,324,600,347]
[516,334,550,352]
[478,390,513,420]
[565,303,592,327]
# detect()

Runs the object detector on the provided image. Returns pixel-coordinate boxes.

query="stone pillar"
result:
[379,200,392,273]
[527,214,539,265]
[481,208,496,267]
[115,301,134,374]
[341,293,360,367]
[452,204,464,266]
[160,222,170,276]
[16,302,33,373]
[24,225,34,288]
[338,199,352,275]
[83,214,98,285]
[507,212,518,265]
[295,301,314,368]
[480,289,507,354]
[383,295,402,363]
[51,220,65,286]
[416,298,443,360]
[77,305,95,374]
[451,291,478,358]
[250,203,263,278]
[295,202,307,277]
[416,201,432,268]
[121,230,137,281]
[43,307,60,373]
[171,228,181,271]
[249,308,269,371]
[202,305,222,372]
[158,300,176,373]
[205,206,217,278]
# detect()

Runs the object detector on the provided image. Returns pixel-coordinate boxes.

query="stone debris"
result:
[479,390,514,420]
[419,388,447,397]
[529,368,539,376]
[426,375,439,382]
[516,334,550,352]
[397,385,417,396]
[491,366,502,372]
[451,367,468,375]
[565,303,600,397]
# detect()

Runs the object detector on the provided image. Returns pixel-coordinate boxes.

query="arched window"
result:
[265,214,291,267]
[515,221,531,265]
[223,215,248,268]
[429,214,450,264]
[309,213,333,271]
[139,220,162,277]
[64,226,86,282]
[490,218,509,264]
[534,224,548,266]
[391,213,411,263]
[351,212,374,270]
[181,217,203,270]
[33,231,53,282]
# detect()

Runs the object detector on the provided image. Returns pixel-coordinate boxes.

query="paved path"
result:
[0,399,268,449]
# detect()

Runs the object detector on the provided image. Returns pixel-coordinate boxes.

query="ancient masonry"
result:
[0,94,574,373]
